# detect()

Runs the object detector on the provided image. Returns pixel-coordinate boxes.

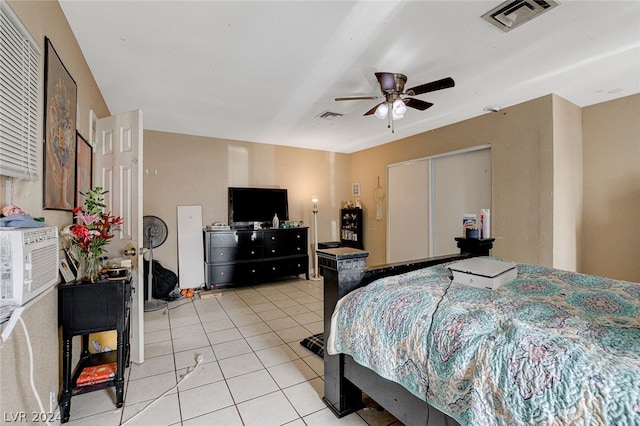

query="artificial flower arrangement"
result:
[64,187,123,281]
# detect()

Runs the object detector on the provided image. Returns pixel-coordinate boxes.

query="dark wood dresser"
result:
[204,227,309,287]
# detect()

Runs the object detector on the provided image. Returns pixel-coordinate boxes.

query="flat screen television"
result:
[228,187,289,227]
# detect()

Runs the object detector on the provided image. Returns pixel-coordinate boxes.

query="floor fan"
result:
[143,215,168,312]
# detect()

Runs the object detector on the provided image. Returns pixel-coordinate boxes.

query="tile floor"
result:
[65,277,401,426]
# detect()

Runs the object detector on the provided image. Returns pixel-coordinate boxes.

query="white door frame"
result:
[94,110,145,364]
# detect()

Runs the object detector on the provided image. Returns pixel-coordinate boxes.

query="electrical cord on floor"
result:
[18,317,53,426]
[424,275,454,425]
[167,299,193,311]
[120,354,204,426]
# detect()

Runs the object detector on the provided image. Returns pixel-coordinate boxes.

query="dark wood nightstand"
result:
[58,277,131,423]
[454,237,495,256]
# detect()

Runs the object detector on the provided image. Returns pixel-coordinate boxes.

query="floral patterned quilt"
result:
[327,259,640,425]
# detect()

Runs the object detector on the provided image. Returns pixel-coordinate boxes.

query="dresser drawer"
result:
[262,256,308,280]
[263,229,308,258]
[286,256,309,276]
[206,231,262,262]
[263,242,306,258]
[263,229,306,245]
[206,263,262,285]
[207,246,262,262]
[206,230,262,248]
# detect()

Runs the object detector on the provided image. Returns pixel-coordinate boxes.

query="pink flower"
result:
[75,212,100,226]
[68,187,124,258]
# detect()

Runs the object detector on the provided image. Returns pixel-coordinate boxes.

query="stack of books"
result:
[76,362,117,386]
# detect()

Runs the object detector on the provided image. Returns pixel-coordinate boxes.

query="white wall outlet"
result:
[49,389,57,413]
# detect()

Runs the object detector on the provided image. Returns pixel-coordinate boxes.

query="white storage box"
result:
[448,258,517,290]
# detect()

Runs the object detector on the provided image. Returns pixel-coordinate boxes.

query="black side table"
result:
[58,278,131,423]
[454,237,495,256]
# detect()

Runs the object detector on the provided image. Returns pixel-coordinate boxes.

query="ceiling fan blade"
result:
[364,103,384,116]
[335,96,379,101]
[403,98,434,111]
[375,72,397,92]
[405,77,455,96]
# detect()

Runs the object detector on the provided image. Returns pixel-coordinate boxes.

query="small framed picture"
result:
[75,132,93,208]
[352,182,361,197]
[59,249,77,283]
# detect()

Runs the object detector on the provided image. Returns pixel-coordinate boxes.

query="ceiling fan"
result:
[335,72,455,132]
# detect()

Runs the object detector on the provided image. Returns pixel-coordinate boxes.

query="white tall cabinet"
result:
[177,205,205,289]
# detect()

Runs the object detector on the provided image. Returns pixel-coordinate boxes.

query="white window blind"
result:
[0,1,40,181]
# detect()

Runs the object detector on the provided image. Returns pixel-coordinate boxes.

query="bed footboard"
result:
[318,239,492,422]
[344,354,458,426]
[318,248,369,417]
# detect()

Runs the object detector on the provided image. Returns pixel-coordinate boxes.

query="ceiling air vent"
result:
[482,0,559,32]
[316,111,344,121]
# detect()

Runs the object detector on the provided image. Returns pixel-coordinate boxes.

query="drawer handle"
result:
[251,250,255,255]
[272,266,276,271]
[220,272,224,276]
[271,236,276,240]
[272,249,276,253]
[220,252,224,256]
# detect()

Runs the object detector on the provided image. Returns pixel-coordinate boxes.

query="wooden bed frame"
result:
[317,238,493,426]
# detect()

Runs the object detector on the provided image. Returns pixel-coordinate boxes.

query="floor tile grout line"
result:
[196,287,277,425]
[165,298,184,426]
[175,295,237,426]
[177,284,324,425]
[116,277,389,426]
[230,285,325,423]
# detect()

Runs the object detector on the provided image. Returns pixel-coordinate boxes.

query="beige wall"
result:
[582,94,640,281]
[350,93,638,281]
[2,0,638,419]
[551,96,583,272]
[143,130,351,275]
[350,95,556,267]
[1,0,109,417]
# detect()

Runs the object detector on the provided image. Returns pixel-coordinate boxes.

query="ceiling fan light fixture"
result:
[375,103,389,119]
[393,99,407,116]
[335,72,454,132]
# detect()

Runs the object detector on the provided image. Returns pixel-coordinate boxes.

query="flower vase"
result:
[78,251,101,282]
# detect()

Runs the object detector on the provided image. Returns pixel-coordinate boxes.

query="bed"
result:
[317,247,640,426]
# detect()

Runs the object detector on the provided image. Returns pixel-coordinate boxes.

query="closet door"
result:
[387,160,430,263]
[387,147,491,263]
[431,148,491,256]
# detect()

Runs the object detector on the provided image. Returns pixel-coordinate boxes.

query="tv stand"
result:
[205,227,309,287]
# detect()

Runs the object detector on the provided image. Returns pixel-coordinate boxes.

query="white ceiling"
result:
[59,1,640,154]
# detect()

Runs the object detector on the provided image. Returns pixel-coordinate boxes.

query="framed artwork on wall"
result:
[43,36,77,211]
[75,132,92,208]
[352,182,361,197]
